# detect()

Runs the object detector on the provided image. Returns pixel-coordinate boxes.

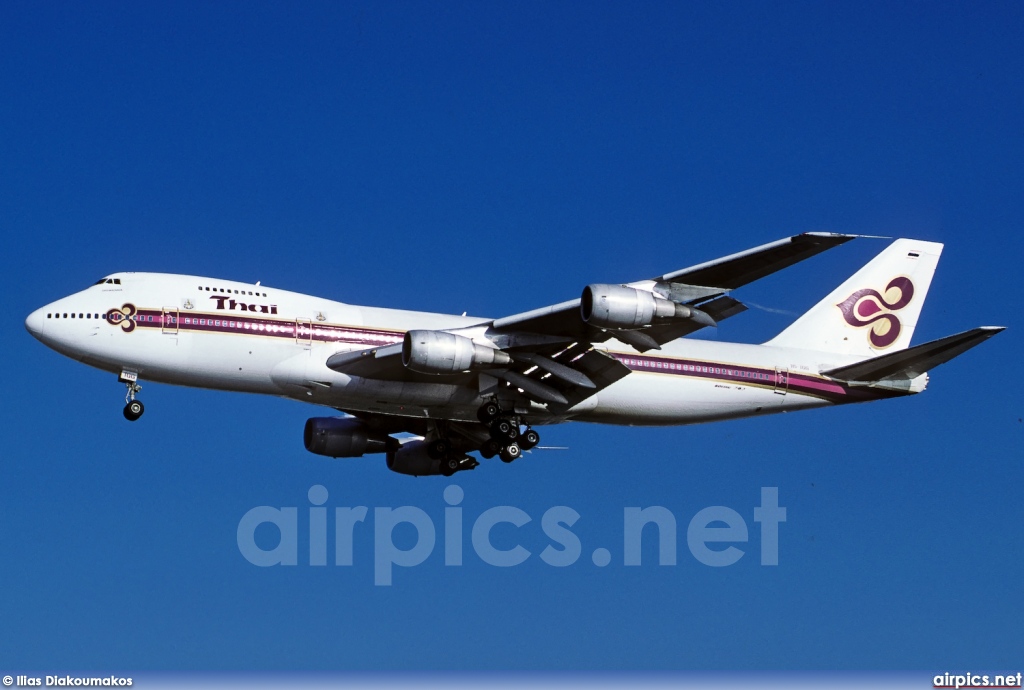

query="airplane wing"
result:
[489,232,855,346]
[327,232,856,410]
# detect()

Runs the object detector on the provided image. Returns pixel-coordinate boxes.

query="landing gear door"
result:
[162,307,179,335]
[296,318,312,348]
[774,367,789,395]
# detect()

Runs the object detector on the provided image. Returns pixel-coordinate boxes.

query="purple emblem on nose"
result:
[106,303,137,333]
[836,277,914,348]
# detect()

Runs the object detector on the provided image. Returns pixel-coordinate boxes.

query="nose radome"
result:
[25,306,47,339]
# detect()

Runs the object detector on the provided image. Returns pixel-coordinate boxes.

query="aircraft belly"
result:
[580,371,791,426]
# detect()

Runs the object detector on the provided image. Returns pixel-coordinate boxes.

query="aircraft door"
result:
[773,367,789,395]
[162,307,179,335]
[296,318,312,347]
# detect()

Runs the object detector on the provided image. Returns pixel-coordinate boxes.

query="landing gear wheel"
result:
[123,400,144,421]
[440,456,461,477]
[500,443,521,463]
[122,377,143,421]
[490,419,519,444]
[427,439,451,460]
[480,439,501,459]
[477,401,501,424]
[520,429,540,451]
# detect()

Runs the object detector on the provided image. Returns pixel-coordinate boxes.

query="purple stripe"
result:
[119,307,900,404]
[612,352,897,403]
[126,309,404,347]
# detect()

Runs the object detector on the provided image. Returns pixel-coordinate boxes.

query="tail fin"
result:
[765,238,942,356]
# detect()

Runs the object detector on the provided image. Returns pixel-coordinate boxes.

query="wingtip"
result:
[800,231,859,241]
[801,232,891,241]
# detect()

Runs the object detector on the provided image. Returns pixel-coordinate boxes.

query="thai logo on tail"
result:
[836,277,914,349]
[106,303,137,333]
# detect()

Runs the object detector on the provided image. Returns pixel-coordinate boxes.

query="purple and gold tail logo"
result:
[836,277,914,349]
[106,303,137,332]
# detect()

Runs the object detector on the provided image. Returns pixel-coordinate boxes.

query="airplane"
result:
[24,233,1003,477]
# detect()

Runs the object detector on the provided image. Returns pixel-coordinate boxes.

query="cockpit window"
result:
[93,278,121,285]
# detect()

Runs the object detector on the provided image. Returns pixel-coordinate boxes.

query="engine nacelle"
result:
[402,330,510,375]
[581,283,687,330]
[303,417,390,458]
[386,439,441,476]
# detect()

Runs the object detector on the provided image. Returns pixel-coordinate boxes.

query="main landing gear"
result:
[121,374,144,422]
[476,401,539,464]
[425,436,478,477]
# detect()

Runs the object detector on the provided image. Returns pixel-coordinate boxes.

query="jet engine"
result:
[581,283,700,330]
[386,439,441,476]
[402,330,511,374]
[303,417,390,458]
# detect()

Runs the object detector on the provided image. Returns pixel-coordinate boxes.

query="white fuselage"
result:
[25,273,913,427]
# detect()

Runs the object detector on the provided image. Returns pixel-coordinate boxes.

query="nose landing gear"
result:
[121,372,144,421]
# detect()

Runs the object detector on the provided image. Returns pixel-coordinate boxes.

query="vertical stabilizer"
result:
[765,239,942,357]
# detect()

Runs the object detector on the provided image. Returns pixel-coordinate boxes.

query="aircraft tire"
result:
[477,401,501,424]
[490,419,519,443]
[123,400,144,421]
[427,439,450,460]
[440,456,460,477]
[499,443,521,463]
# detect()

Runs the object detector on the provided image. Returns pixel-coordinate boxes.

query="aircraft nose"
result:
[25,306,48,340]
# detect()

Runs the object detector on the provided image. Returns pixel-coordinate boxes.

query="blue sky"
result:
[1,1,1022,671]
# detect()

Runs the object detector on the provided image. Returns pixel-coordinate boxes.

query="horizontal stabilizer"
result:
[821,326,1004,383]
